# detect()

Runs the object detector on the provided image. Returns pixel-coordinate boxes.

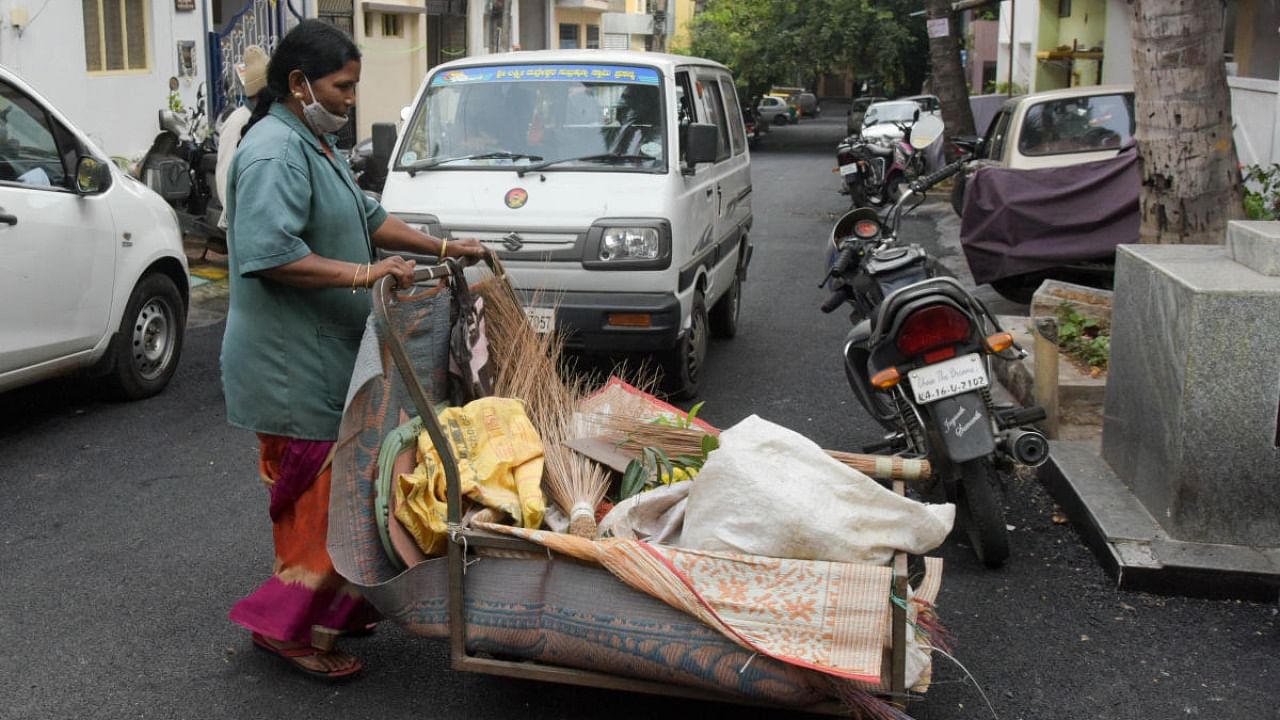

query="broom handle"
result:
[823,450,931,482]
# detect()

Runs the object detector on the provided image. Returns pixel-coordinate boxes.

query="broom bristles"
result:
[476,267,610,536]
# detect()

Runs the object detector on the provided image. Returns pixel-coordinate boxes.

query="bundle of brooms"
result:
[473,262,609,537]
[588,413,933,482]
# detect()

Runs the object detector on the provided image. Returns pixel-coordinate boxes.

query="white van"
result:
[378,51,753,398]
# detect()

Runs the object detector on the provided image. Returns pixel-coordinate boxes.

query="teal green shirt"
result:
[220,103,389,440]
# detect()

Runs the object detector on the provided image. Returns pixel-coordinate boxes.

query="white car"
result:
[0,66,189,399]
[858,100,939,146]
[756,95,793,126]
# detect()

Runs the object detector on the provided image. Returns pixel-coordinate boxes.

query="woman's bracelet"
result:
[439,238,448,260]
[352,262,361,293]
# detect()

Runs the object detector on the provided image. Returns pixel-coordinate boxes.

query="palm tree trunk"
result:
[925,0,976,138]
[1129,0,1243,244]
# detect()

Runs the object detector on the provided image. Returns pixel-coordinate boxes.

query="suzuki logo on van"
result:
[502,232,526,251]
[504,188,529,209]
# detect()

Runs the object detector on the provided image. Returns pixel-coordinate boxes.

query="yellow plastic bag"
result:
[394,397,546,556]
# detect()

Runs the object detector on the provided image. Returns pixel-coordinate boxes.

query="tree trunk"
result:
[1129,0,1243,244]
[925,0,976,138]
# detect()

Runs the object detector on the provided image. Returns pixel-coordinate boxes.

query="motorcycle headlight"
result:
[599,227,660,261]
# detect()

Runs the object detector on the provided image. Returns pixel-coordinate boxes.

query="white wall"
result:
[0,0,207,160]
[1230,76,1280,167]
[1101,0,1132,86]
[996,0,1039,92]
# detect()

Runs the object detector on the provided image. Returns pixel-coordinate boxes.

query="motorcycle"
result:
[139,85,225,255]
[820,153,1050,568]
[836,111,934,208]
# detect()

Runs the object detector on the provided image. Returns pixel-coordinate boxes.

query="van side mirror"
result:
[372,122,397,165]
[75,156,111,194]
[913,108,921,122]
[684,123,719,169]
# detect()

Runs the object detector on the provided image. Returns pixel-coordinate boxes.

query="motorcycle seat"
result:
[865,144,894,157]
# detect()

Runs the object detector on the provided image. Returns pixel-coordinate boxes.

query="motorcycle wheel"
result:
[848,184,869,209]
[956,457,1009,568]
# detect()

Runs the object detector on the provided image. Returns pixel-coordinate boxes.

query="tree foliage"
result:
[688,0,926,101]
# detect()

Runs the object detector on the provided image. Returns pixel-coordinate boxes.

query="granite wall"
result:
[1102,239,1280,547]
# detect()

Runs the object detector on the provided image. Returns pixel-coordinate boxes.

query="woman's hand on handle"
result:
[372,255,417,289]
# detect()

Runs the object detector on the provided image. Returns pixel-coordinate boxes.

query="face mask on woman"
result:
[301,77,349,135]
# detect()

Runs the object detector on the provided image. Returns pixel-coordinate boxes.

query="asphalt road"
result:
[1,109,1275,720]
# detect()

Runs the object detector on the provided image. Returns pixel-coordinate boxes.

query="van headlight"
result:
[584,220,671,270]
[600,227,660,261]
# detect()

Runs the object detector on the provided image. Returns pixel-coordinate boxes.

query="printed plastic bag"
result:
[394,396,546,556]
[681,415,954,565]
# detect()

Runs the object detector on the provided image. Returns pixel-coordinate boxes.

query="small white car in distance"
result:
[0,65,189,399]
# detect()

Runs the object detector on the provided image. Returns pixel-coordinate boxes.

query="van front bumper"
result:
[516,289,681,353]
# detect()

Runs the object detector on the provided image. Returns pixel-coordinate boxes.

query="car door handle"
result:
[705,187,714,198]
[0,212,16,226]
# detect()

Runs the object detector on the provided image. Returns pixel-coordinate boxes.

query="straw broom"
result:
[589,413,933,482]
[474,260,611,536]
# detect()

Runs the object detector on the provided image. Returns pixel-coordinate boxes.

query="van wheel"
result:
[709,266,742,339]
[662,291,708,400]
[109,273,186,400]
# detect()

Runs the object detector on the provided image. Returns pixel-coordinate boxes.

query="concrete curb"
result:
[1041,441,1280,603]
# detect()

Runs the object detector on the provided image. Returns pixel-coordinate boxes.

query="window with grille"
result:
[83,0,149,73]
[559,23,579,49]
[586,25,600,49]
[383,13,403,37]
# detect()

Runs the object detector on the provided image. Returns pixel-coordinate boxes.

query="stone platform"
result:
[1042,441,1280,602]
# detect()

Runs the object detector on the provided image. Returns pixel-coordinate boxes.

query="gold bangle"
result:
[351,262,360,293]
[439,238,448,260]
[364,262,372,288]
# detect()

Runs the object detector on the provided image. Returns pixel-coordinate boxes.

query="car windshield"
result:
[1018,93,1134,156]
[396,63,666,173]
[863,102,919,127]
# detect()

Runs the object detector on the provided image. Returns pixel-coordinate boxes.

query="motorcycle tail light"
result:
[896,305,972,357]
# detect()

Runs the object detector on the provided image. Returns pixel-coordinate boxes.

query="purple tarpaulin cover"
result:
[959,144,1139,285]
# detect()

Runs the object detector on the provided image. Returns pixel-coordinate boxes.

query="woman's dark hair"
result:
[243,19,361,138]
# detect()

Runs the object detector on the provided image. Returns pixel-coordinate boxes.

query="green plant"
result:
[618,402,720,500]
[1055,302,1110,371]
[1243,163,1280,220]
[167,91,184,113]
[986,80,1027,95]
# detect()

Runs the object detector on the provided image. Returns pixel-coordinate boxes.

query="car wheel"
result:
[109,273,186,400]
[709,264,742,339]
[772,114,787,126]
[662,291,708,400]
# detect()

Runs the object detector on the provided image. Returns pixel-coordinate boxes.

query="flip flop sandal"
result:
[251,633,363,680]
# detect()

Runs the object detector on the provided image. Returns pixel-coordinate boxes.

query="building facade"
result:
[0,0,210,159]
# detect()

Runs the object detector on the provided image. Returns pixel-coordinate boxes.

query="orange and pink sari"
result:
[229,434,376,645]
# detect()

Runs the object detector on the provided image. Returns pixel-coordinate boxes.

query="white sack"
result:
[598,480,691,544]
[681,415,954,565]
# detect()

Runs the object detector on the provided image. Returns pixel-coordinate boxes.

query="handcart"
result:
[327,258,943,716]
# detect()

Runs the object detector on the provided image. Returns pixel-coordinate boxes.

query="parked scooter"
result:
[836,112,936,208]
[820,154,1050,568]
[139,85,225,255]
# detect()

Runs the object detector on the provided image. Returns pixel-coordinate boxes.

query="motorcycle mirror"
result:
[909,115,944,150]
[913,108,921,122]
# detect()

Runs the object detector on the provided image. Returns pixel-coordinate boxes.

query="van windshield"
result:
[396,63,666,173]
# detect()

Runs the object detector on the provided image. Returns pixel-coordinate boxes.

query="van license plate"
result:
[524,307,555,334]
[908,353,988,404]
[839,163,858,176]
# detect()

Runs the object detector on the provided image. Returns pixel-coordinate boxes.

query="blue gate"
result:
[207,0,303,120]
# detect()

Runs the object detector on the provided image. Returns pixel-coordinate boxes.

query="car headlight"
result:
[599,227,660,261]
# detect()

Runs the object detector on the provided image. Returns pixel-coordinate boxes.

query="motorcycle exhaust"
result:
[1000,428,1050,467]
